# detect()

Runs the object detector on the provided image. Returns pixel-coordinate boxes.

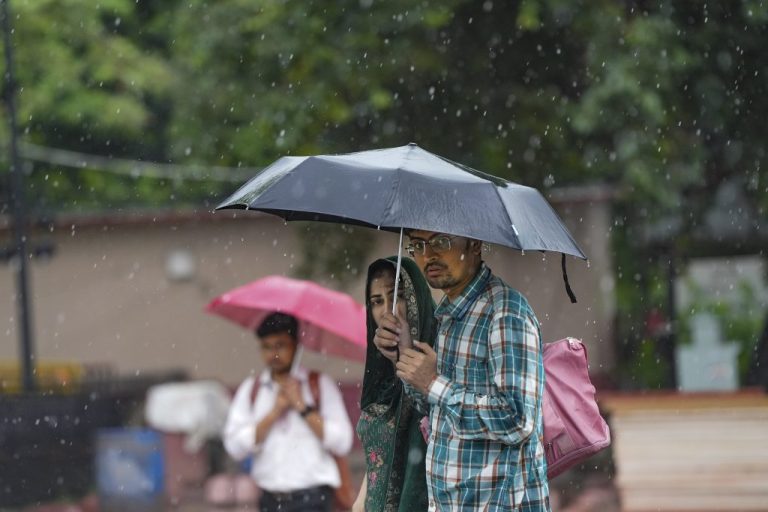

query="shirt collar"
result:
[434,263,490,321]
[259,365,308,387]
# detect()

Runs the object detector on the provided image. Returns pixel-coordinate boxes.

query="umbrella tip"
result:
[407,142,417,147]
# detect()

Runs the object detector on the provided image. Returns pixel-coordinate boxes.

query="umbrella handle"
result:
[291,345,304,376]
[392,227,404,315]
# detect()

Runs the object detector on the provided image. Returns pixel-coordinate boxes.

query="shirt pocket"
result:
[440,361,456,380]
[456,358,492,394]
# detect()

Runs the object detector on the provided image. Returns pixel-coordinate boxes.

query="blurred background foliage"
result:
[678,280,765,381]
[1,0,767,385]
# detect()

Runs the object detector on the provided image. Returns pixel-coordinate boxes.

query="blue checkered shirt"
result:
[414,264,550,511]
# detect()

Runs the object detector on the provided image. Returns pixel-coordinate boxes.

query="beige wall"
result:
[0,198,614,388]
[486,197,616,376]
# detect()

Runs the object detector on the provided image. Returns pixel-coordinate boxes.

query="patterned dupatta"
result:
[357,256,436,512]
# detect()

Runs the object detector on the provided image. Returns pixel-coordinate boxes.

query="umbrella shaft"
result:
[392,228,404,315]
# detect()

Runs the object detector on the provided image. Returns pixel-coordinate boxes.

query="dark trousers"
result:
[259,485,333,512]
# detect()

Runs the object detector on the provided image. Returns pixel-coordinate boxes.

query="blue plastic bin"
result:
[95,428,164,511]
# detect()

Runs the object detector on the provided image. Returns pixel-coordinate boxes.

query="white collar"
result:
[259,366,309,386]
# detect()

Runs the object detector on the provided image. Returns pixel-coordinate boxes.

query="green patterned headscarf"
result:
[357,256,436,512]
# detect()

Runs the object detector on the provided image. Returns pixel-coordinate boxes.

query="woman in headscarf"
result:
[352,256,436,512]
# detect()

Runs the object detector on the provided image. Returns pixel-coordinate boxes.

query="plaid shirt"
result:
[418,264,550,511]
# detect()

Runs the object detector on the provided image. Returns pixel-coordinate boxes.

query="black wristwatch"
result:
[300,405,317,418]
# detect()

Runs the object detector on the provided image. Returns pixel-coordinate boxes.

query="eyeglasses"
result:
[406,235,459,257]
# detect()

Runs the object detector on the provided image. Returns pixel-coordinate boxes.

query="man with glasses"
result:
[374,230,550,512]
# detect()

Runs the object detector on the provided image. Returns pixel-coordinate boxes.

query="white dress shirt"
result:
[223,366,353,492]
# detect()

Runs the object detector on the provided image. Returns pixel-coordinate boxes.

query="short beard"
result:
[425,272,461,290]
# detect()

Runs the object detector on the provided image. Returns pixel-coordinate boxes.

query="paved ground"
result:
[15,449,620,512]
[17,482,620,512]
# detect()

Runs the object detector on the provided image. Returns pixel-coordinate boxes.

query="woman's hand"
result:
[373,312,401,363]
[396,312,413,353]
[373,309,414,363]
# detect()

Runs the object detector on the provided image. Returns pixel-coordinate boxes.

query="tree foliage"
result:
[4,1,766,212]
[2,0,767,374]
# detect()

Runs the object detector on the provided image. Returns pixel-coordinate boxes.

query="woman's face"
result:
[368,269,407,328]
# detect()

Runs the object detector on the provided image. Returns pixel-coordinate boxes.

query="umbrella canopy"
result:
[217,143,586,260]
[205,276,367,362]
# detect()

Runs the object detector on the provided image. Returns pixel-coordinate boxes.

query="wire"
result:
[16,142,261,183]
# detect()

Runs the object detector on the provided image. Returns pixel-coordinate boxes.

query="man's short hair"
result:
[256,312,298,341]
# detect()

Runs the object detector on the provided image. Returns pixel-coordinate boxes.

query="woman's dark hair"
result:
[256,312,298,341]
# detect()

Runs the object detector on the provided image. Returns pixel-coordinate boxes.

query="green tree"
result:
[3,0,174,153]
[3,0,767,381]
[0,0,223,212]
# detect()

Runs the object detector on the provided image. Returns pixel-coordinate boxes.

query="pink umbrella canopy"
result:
[205,275,367,362]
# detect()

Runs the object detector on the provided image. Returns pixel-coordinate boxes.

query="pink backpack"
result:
[543,337,611,478]
[417,337,611,479]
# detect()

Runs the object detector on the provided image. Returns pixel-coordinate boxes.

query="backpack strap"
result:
[308,370,321,408]
[249,376,260,408]
[307,370,355,508]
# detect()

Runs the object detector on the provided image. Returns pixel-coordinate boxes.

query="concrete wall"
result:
[1,195,615,388]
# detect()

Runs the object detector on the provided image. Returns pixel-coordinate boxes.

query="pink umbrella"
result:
[205,275,367,362]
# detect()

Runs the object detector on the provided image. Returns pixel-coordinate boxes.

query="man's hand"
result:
[280,378,306,411]
[273,389,291,415]
[373,312,401,363]
[396,341,438,395]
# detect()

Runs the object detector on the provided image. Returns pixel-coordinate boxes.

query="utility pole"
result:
[2,0,36,392]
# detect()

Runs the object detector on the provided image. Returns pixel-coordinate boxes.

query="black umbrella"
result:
[218,143,586,301]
